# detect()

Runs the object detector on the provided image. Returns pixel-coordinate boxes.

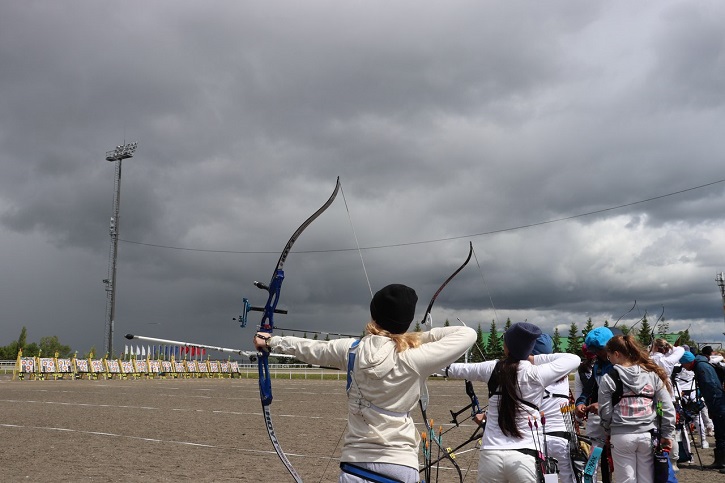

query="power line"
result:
[120,178,725,255]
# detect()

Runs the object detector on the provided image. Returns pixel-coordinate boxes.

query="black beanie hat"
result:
[504,322,542,361]
[370,284,418,334]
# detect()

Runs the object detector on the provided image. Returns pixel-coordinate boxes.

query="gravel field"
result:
[0,376,719,482]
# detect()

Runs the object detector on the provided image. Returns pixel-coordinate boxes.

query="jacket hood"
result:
[614,364,655,393]
[356,334,397,378]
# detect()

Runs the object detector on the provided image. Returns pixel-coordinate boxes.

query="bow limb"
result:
[613,300,636,327]
[256,177,340,482]
[421,242,473,327]
[418,242,472,483]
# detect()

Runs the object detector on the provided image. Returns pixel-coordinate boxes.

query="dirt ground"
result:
[0,376,720,482]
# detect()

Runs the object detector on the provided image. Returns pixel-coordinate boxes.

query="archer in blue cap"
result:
[575,325,615,460]
[584,327,614,352]
[679,351,695,364]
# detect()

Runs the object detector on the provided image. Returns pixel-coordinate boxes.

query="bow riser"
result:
[245,177,340,483]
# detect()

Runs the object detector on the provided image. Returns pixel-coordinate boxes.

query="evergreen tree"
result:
[444,319,451,327]
[486,320,502,358]
[678,328,697,349]
[566,323,580,355]
[552,327,562,353]
[504,318,512,332]
[414,321,421,332]
[657,318,670,338]
[582,318,594,339]
[603,319,610,327]
[470,324,486,362]
[637,317,653,347]
[17,326,28,349]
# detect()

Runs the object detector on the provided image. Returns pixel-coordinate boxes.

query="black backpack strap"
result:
[610,368,624,407]
[543,388,570,400]
[488,359,540,412]
[487,360,503,398]
[610,367,654,407]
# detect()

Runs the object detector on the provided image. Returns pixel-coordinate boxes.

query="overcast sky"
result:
[2,1,725,357]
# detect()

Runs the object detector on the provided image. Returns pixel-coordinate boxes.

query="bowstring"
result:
[472,245,499,327]
[317,180,373,483]
[340,182,373,298]
[459,244,498,481]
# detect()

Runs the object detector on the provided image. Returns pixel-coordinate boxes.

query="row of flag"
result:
[123,344,207,360]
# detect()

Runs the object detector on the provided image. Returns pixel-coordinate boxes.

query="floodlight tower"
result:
[717,272,725,336]
[103,142,138,357]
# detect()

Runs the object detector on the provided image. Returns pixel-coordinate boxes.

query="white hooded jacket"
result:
[270,325,476,469]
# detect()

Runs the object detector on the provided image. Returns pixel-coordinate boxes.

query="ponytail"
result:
[606,335,672,393]
[496,358,524,438]
[365,322,422,352]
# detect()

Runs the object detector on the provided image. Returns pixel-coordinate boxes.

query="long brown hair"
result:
[606,335,672,393]
[365,321,422,352]
[496,357,524,438]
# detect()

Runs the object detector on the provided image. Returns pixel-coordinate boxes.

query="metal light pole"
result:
[103,142,138,357]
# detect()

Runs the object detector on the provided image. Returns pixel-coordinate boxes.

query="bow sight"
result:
[234,296,288,328]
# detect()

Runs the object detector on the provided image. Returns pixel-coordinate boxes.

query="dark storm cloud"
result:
[1,1,725,353]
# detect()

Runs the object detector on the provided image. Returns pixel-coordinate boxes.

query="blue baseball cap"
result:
[584,327,614,351]
[679,351,695,364]
[531,333,553,355]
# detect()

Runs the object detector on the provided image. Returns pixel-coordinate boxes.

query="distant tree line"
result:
[0,326,73,359]
[412,315,699,362]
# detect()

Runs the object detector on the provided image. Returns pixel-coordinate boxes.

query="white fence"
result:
[0,360,344,379]
[0,360,15,374]
[236,363,344,379]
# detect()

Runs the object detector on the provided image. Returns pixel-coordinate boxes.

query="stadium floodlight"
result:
[104,141,138,357]
[105,142,138,162]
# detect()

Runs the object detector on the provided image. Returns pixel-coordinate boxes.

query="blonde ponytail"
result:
[365,321,422,352]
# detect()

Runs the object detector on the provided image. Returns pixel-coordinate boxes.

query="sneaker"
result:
[707,427,715,437]
[671,462,680,472]
[702,440,710,449]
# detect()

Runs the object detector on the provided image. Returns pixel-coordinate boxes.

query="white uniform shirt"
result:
[447,353,580,451]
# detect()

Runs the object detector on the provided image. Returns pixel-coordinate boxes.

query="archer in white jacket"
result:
[255,283,476,483]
